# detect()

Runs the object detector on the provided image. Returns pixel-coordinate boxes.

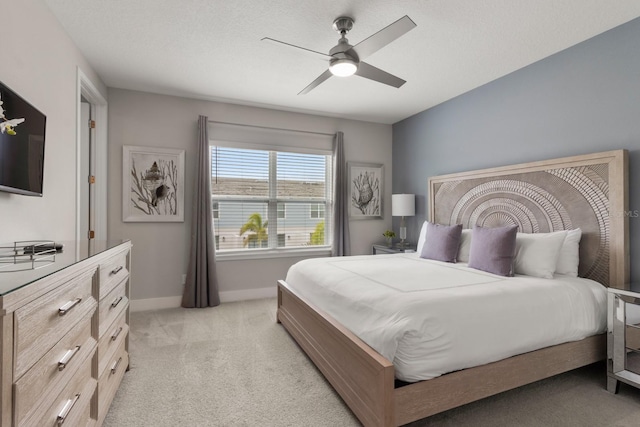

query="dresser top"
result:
[0,240,130,296]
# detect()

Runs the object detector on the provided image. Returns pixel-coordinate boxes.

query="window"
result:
[310,203,325,219]
[248,238,268,248]
[212,201,219,219]
[210,145,332,254]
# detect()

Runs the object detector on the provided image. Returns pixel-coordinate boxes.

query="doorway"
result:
[76,68,108,255]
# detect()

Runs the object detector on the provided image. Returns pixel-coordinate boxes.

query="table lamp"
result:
[392,194,415,248]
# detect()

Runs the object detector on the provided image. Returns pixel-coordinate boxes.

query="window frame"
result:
[310,203,325,219]
[277,202,286,219]
[212,201,219,219]
[210,140,333,260]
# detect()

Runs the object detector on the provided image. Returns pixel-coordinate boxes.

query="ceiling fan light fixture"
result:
[329,58,358,77]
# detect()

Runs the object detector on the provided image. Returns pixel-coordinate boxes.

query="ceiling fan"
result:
[262,15,416,95]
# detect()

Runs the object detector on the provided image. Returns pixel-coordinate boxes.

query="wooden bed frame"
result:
[277,150,629,426]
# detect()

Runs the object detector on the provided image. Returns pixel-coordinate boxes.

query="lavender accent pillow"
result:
[468,225,518,276]
[420,223,463,263]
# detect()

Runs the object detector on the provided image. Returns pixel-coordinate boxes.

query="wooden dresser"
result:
[0,240,131,426]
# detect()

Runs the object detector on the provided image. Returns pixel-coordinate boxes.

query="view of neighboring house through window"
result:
[210,145,331,252]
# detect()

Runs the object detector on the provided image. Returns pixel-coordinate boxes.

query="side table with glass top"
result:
[607,287,640,393]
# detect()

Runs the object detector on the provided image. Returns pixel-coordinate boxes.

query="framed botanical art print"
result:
[122,145,185,222]
[348,162,383,219]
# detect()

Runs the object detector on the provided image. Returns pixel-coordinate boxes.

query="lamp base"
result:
[399,225,407,248]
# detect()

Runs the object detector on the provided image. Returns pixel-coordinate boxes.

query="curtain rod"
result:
[207,119,335,137]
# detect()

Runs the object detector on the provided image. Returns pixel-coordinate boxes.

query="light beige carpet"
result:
[104,298,640,426]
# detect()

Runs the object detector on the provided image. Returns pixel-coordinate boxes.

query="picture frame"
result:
[348,162,383,219]
[122,145,185,222]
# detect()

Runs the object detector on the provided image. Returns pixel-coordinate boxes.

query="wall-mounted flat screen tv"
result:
[0,80,46,196]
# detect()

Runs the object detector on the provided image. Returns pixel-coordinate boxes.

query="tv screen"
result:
[0,80,46,196]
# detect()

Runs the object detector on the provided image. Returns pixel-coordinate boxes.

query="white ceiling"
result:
[44,0,640,124]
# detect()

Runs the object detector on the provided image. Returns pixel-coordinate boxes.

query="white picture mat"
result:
[348,162,383,219]
[122,145,185,222]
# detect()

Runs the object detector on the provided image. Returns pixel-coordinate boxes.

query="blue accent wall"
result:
[393,17,640,285]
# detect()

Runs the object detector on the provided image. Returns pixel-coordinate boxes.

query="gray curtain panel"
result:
[182,115,221,308]
[331,131,351,256]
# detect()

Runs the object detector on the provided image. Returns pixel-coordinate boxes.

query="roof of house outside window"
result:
[212,177,325,198]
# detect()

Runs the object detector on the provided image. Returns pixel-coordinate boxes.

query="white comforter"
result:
[284,253,607,382]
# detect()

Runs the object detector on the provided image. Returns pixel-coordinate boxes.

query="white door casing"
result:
[76,68,108,245]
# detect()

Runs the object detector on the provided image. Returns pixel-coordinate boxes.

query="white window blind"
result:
[208,122,333,153]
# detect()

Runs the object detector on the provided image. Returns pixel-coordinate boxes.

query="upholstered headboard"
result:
[428,150,629,288]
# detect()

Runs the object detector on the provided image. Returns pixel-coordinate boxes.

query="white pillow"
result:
[416,221,428,254]
[514,231,568,279]
[555,228,582,277]
[457,229,472,263]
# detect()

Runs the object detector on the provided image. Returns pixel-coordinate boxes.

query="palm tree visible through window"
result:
[310,221,325,245]
[240,213,268,248]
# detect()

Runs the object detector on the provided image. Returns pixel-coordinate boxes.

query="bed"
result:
[277,150,629,426]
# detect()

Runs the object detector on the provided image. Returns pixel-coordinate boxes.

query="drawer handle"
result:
[111,326,123,341]
[111,356,123,374]
[58,346,81,371]
[56,393,80,425]
[110,265,123,276]
[111,296,123,309]
[58,298,82,316]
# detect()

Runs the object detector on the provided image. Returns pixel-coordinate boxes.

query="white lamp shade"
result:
[392,194,415,217]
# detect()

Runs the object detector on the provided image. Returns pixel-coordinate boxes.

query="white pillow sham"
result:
[416,221,428,254]
[555,228,582,277]
[457,229,472,263]
[514,231,567,279]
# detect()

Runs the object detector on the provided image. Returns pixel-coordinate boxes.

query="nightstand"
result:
[372,244,417,255]
[607,287,640,394]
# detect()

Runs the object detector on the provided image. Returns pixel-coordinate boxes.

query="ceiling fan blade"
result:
[354,62,406,88]
[348,15,416,61]
[261,37,331,61]
[298,69,333,95]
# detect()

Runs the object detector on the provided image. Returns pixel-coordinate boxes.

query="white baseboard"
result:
[219,287,276,303]
[130,286,277,312]
[130,296,182,312]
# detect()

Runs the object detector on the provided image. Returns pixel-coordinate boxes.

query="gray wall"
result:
[108,89,392,302]
[0,0,106,243]
[392,17,640,287]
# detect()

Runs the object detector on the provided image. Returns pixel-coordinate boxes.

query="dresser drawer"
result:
[98,310,129,377]
[22,352,95,427]
[99,249,129,300]
[98,280,128,339]
[98,340,128,424]
[14,318,96,426]
[14,268,97,378]
[55,387,93,427]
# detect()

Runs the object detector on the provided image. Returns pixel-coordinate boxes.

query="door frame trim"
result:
[76,68,108,243]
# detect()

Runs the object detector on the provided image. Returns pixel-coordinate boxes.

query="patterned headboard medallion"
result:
[429,150,629,288]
